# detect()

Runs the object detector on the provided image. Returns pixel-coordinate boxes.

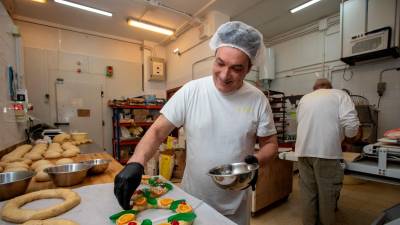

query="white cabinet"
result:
[341,0,367,58]
[340,0,400,63]
[367,0,397,35]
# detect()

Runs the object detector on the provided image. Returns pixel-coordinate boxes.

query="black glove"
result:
[244,155,259,191]
[114,162,144,210]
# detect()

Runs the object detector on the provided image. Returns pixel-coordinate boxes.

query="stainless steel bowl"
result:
[208,162,259,191]
[0,171,36,201]
[83,159,111,174]
[44,163,92,187]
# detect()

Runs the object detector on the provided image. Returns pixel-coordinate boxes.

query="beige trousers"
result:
[298,157,344,225]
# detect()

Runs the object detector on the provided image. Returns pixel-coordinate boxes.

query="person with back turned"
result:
[295,78,360,225]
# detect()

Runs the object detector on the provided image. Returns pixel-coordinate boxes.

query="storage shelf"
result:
[113,139,140,145]
[116,121,154,127]
[110,101,164,163]
[109,104,163,110]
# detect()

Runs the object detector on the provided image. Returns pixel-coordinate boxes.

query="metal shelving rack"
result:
[264,90,286,143]
[109,104,163,164]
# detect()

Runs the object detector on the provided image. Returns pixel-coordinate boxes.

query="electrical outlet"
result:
[377,82,386,96]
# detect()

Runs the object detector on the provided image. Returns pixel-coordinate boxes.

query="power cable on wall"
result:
[342,65,354,81]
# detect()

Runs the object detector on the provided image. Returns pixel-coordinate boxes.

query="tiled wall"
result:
[0,3,26,151]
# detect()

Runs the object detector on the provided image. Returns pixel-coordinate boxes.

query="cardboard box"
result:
[173,148,186,179]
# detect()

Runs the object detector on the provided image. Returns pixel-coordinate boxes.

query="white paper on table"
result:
[0,182,237,225]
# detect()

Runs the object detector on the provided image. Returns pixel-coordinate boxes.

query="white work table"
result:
[0,181,237,225]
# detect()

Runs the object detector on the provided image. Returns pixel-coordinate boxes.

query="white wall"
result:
[0,4,26,150]
[16,20,167,153]
[166,26,215,89]
[269,17,400,137]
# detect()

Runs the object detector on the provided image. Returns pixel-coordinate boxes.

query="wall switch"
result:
[377,82,386,96]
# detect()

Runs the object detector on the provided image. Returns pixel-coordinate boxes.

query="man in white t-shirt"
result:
[114,21,278,225]
[295,78,360,225]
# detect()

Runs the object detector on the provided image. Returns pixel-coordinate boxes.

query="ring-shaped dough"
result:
[22,219,79,225]
[1,189,81,223]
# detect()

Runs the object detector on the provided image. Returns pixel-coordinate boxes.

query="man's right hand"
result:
[114,162,144,210]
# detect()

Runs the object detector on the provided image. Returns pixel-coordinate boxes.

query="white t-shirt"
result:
[295,89,360,159]
[161,76,276,215]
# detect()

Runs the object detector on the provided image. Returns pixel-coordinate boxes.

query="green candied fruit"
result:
[162,182,173,191]
[169,200,186,211]
[109,210,138,222]
[167,212,197,222]
[146,196,157,205]
[141,219,153,225]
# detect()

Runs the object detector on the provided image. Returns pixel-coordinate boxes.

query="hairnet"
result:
[209,21,267,68]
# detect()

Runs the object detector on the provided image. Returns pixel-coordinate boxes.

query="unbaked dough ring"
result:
[22,218,79,225]
[1,189,81,223]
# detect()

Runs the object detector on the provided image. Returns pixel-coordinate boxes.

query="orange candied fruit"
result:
[159,198,174,207]
[116,213,135,225]
[176,203,193,213]
[134,196,147,206]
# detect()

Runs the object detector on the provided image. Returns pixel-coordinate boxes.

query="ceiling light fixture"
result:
[290,0,321,13]
[54,0,112,17]
[32,0,47,3]
[127,19,174,36]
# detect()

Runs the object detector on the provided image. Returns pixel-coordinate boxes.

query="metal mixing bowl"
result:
[0,171,36,201]
[83,159,111,174]
[208,162,259,191]
[44,163,92,187]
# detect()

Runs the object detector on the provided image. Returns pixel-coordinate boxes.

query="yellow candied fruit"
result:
[159,198,174,207]
[157,223,171,225]
[135,196,147,206]
[176,203,193,213]
[116,213,135,225]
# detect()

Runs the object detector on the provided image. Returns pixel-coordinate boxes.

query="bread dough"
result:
[62,149,78,158]
[61,142,75,150]
[3,167,29,172]
[35,171,51,182]
[6,162,29,169]
[24,152,43,161]
[55,158,74,165]
[44,151,62,159]
[22,219,79,225]
[22,158,33,165]
[35,164,54,173]
[1,145,32,162]
[1,188,81,223]
[53,133,71,143]
[31,160,51,170]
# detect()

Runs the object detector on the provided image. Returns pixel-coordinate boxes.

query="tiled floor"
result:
[251,174,400,225]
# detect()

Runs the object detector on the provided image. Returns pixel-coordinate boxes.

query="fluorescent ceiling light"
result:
[290,0,321,13]
[54,0,112,17]
[127,19,174,36]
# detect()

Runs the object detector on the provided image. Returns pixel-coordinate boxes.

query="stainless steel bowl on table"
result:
[0,171,36,201]
[44,163,92,187]
[82,159,111,174]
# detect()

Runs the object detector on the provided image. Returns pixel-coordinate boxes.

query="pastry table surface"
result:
[26,151,123,192]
